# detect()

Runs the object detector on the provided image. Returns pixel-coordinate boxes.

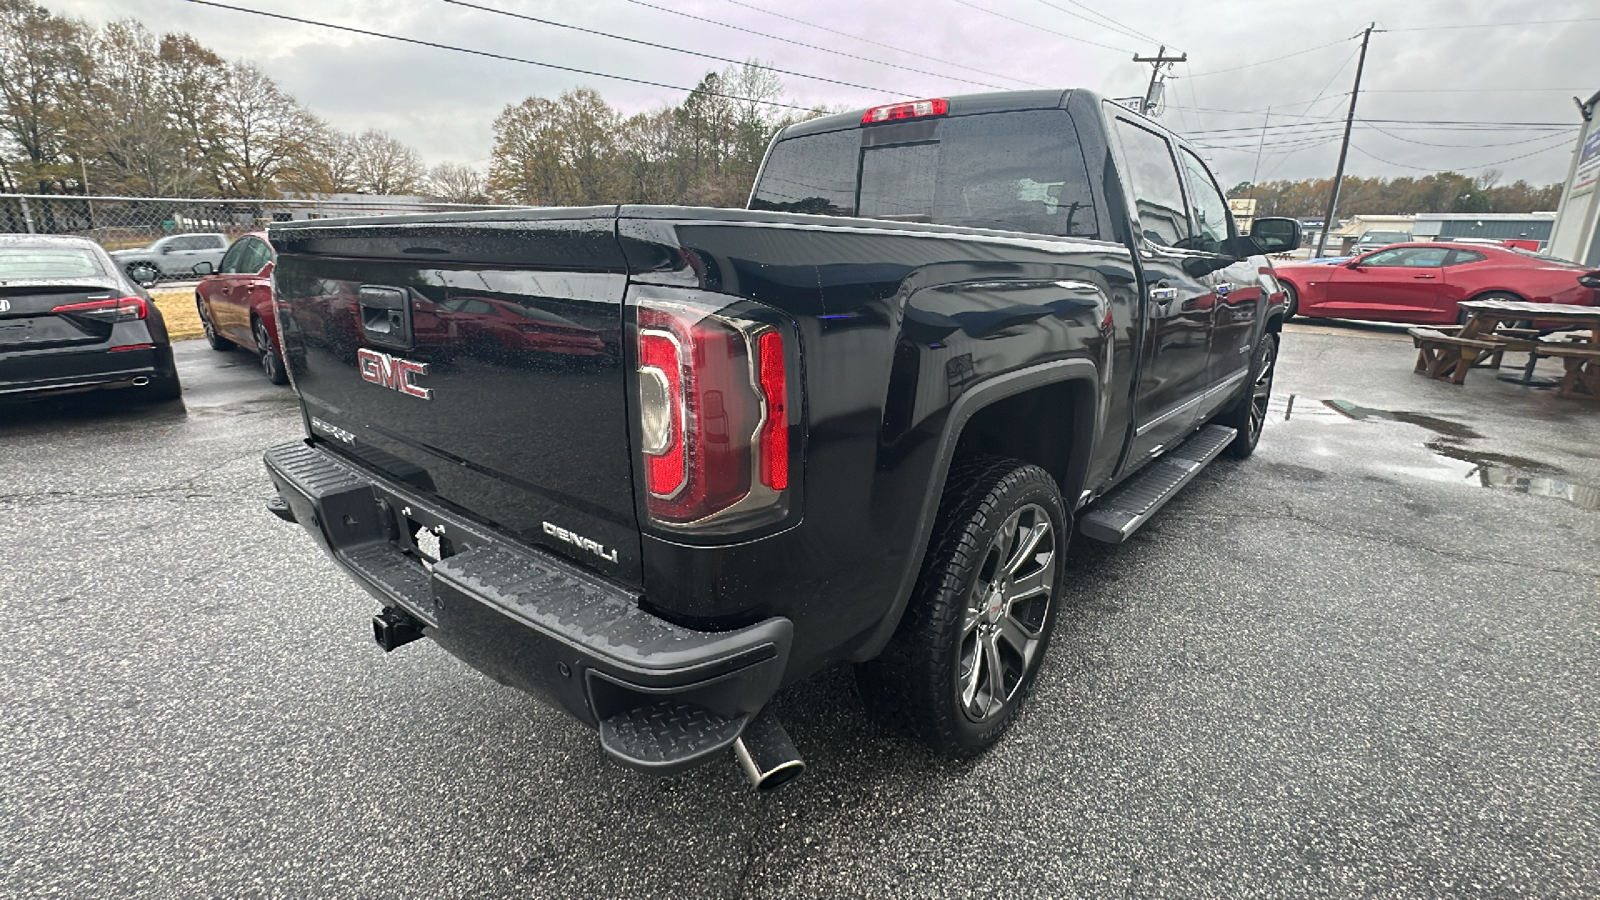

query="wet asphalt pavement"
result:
[2,328,1596,899]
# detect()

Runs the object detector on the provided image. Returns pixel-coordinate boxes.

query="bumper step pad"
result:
[1080,424,1237,544]
[599,701,749,770]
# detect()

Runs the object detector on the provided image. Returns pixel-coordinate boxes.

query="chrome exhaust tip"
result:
[131,376,150,386]
[733,706,805,792]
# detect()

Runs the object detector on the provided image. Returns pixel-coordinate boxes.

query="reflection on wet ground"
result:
[1267,393,1600,511]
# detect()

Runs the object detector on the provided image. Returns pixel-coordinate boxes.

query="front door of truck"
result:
[1111,116,1215,468]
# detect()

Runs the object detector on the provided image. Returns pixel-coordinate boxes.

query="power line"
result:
[438,0,902,95]
[943,0,1138,54]
[180,0,814,110]
[1347,131,1578,171]
[1362,87,1591,94]
[1356,119,1577,149]
[1184,37,1354,78]
[1386,16,1600,31]
[642,0,1030,89]
[1030,0,1171,50]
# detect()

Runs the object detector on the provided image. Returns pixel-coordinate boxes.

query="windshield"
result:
[0,247,107,280]
[1361,231,1410,244]
[752,110,1103,240]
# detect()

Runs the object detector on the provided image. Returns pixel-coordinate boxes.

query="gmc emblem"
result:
[357,348,431,400]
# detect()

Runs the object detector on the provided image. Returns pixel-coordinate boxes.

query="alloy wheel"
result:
[255,318,279,378]
[1248,338,1278,440]
[957,503,1057,723]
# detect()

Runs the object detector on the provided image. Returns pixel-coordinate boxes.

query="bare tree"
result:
[206,61,316,197]
[279,122,360,194]
[351,128,424,195]
[90,20,199,196]
[0,0,91,193]
[425,162,487,204]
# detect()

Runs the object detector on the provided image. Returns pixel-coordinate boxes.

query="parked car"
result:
[1350,230,1412,255]
[109,232,230,286]
[262,87,1301,790]
[1274,243,1600,323]
[194,232,289,384]
[0,234,181,402]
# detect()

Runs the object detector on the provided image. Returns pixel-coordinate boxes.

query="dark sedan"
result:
[0,235,181,402]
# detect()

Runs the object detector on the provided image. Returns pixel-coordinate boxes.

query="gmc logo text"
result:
[357,348,432,400]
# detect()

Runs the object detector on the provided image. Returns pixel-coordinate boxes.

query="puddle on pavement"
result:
[1302,398,1600,511]
[1321,399,1482,439]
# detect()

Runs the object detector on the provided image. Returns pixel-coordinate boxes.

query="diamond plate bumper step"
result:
[1080,424,1237,544]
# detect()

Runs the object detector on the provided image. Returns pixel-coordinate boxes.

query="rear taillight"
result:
[634,291,797,534]
[862,98,948,124]
[52,296,147,322]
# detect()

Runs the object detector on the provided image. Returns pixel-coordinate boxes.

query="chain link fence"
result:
[1,193,520,284]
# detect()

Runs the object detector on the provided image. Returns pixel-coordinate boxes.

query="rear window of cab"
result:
[0,247,107,280]
[751,110,1102,241]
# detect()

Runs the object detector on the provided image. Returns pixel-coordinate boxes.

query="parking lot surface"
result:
[2,330,1597,898]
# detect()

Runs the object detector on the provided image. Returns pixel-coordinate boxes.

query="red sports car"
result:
[194,232,288,384]
[1275,243,1600,325]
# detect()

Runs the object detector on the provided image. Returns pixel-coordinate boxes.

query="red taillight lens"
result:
[757,330,788,491]
[862,98,949,124]
[634,293,796,533]
[52,296,147,321]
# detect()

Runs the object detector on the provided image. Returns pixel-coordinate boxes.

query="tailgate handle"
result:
[358,285,414,350]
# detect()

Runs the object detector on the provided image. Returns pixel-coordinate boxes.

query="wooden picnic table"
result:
[1410,300,1600,399]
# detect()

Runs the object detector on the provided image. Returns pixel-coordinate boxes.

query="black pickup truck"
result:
[263,88,1299,790]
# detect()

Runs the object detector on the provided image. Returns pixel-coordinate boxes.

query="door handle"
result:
[1412,274,1437,280]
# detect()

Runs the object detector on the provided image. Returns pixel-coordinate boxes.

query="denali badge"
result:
[357,348,431,399]
[310,416,355,445]
[543,521,620,563]
[0,299,10,313]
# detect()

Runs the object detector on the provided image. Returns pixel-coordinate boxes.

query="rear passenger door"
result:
[1177,148,1258,406]
[1110,116,1216,468]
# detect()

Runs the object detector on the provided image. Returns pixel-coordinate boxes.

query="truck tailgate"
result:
[269,211,641,587]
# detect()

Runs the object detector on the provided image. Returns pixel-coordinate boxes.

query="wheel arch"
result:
[849,358,1099,662]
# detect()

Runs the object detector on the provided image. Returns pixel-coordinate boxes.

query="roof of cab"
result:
[781,88,1084,139]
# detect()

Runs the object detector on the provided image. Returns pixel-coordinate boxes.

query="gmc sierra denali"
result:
[263,88,1300,790]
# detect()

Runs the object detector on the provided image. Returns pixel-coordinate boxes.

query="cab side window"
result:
[1363,247,1451,268]
[240,239,272,273]
[218,240,249,274]
[1446,249,1488,266]
[1178,149,1231,254]
[1112,118,1191,247]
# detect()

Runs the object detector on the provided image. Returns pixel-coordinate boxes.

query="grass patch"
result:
[150,289,204,342]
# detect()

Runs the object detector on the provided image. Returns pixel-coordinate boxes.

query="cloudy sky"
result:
[47,0,1600,187]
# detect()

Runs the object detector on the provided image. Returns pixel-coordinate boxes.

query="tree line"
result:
[1231,171,1563,218]
[0,0,467,200]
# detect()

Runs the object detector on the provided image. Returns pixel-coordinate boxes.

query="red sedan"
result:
[194,232,288,384]
[1275,243,1600,325]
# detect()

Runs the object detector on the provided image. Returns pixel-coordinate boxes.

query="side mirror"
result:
[1249,217,1301,255]
[192,261,214,275]
[160,245,174,255]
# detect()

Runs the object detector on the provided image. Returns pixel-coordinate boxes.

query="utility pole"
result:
[1315,24,1377,258]
[1133,45,1187,117]
[1249,106,1272,198]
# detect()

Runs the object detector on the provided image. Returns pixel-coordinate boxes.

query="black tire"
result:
[127,263,160,287]
[1281,281,1299,320]
[1459,291,1522,327]
[856,456,1068,758]
[254,315,290,386]
[1215,331,1279,459]
[197,296,234,351]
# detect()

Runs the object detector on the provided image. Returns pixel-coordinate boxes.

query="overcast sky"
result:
[46,0,1600,187]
